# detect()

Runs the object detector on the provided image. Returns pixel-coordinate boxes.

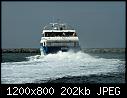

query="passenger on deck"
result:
[73,32,76,36]
[62,32,66,37]
[46,33,49,37]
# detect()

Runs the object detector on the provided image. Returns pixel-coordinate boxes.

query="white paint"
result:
[40,37,79,43]
[42,30,76,34]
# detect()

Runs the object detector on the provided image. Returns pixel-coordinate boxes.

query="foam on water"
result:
[1,51,125,84]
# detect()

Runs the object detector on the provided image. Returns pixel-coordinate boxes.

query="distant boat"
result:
[40,20,80,55]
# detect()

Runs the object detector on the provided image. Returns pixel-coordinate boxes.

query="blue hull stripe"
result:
[40,46,80,54]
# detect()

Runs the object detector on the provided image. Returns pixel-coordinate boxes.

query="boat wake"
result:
[1,51,125,84]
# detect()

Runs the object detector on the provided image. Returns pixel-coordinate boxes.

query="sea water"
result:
[1,51,125,84]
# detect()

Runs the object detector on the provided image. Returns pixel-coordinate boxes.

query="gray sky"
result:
[2,1,125,48]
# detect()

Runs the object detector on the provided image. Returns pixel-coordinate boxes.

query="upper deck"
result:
[43,22,74,30]
[41,22,78,37]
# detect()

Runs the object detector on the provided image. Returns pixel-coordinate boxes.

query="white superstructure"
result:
[40,21,80,54]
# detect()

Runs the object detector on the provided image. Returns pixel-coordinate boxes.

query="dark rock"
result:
[2,48,40,53]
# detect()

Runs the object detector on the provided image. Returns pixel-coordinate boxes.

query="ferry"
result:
[40,20,80,55]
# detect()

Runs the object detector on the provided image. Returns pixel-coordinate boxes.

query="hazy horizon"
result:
[2,1,125,48]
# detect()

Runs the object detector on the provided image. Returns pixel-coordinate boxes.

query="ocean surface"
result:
[1,50,125,84]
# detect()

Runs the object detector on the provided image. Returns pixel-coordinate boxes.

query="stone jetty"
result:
[2,48,125,53]
[82,48,125,53]
[2,48,40,53]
